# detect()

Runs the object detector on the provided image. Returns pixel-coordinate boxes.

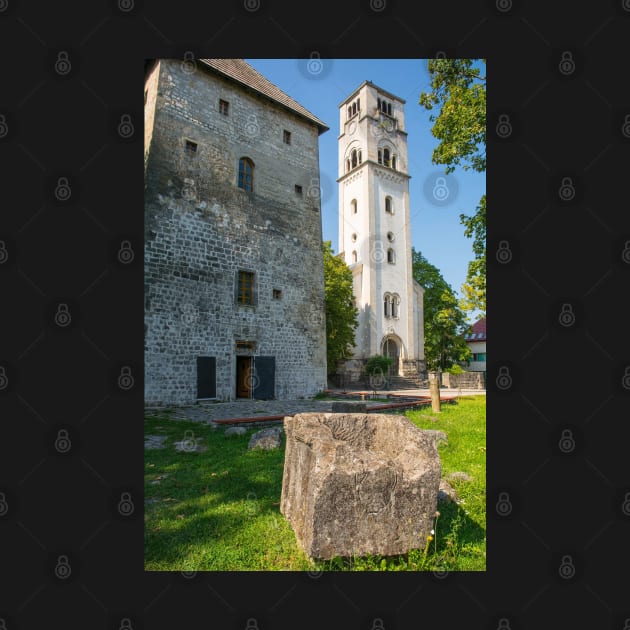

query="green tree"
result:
[419,58,486,315]
[322,241,358,375]
[412,248,471,372]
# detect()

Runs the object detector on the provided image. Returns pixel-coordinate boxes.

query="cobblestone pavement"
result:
[144,389,485,424]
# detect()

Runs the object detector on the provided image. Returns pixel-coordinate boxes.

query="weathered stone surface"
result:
[248,426,283,450]
[331,401,367,413]
[280,412,441,560]
[225,426,247,436]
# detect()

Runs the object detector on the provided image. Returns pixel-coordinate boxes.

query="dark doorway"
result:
[236,356,253,399]
[383,338,399,376]
[196,356,216,399]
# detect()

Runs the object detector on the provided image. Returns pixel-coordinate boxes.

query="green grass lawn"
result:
[144,395,485,571]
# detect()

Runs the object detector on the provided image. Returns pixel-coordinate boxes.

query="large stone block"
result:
[280,412,441,560]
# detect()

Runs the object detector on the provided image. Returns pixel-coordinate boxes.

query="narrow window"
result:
[237,271,255,305]
[378,149,382,165]
[358,150,362,164]
[352,102,357,116]
[346,159,350,172]
[351,199,357,214]
[383,148,390,167]
[357,98,360,111]
[387,102,392,116]
[392,296,399,318]
[348,106,352,119]
[185,140,198,155]
[384,295,391,318]
[351,150,357,168]
[238,157,254,192]
[351,233,357,242]
[283,130,291,144]
[219,99,229,115]
[391,156,396,170]
[295,184,303,194]
[385,196,392,214]
[377,97,381,111]
[273,289,282,300]
[387,248,395,264]
[387,231,394,242]
[351,250,357,263]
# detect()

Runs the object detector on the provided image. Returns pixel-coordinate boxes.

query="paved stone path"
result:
[144,388,485,424]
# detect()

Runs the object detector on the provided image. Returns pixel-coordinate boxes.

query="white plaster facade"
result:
[336,81,424,378]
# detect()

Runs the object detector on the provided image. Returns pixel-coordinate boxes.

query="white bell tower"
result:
[337,81,425,381]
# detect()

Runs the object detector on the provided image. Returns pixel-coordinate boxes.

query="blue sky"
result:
[246,58,486,321]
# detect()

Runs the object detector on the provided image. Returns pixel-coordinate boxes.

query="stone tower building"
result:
[336,81,425,382]
[144,59,329,405]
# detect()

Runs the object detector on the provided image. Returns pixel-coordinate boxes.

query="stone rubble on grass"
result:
[280,412,441,560]
[248,426,283,450]
[421,429,449,448]
[438,478,459,504]
[144,435,167,450]
[224,426,247,436]
[446,471,473,484]
[173,438,207,453]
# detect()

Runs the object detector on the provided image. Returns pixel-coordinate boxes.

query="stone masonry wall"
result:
[144,60,328,404]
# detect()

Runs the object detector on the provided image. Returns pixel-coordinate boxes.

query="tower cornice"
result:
[337,160,411,184]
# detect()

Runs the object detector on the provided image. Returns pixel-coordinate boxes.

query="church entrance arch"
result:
[382,335,402,376]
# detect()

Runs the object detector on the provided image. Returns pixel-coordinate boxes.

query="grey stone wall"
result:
[144,60,328,404]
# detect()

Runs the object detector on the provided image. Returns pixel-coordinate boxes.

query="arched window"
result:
[238,157,254,192]
[387,102,392,116]
[387,231,395,242]
[348,106,352,119]
[385,196,393,214]
[351,149,357,168]
[358,150,362,164]
[383,148,390,167]
[352,102,357,116]
[346,159,350,172]
[378,149,382,165]
[351,233,357,242]
[351,199,357,214]
[351,250,357,263]
[392,295,399,318]
[391,156,397,170]
[384,293,391,318]
[387,248,395,264]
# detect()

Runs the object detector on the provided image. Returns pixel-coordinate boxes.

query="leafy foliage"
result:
[412,248,471,372]
[322,240,358,375]
[364,355,393,376]
[419,59,486,315]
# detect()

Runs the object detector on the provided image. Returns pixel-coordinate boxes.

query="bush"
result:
[364,355,392,376]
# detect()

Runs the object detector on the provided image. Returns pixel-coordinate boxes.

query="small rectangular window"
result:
[283,130,291,144]
[237,271,255,305]
[185,140,197,155]
[295,185,303,194]
[219,99,229,115]
[273,289,282,300]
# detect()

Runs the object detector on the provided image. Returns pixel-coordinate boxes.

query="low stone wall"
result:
[441,371,485,389]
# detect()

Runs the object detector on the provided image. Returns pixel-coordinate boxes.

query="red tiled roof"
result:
[199,59,329,134]
[464,317,486,341]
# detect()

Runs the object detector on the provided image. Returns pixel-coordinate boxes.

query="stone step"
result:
[388,375,428,390]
